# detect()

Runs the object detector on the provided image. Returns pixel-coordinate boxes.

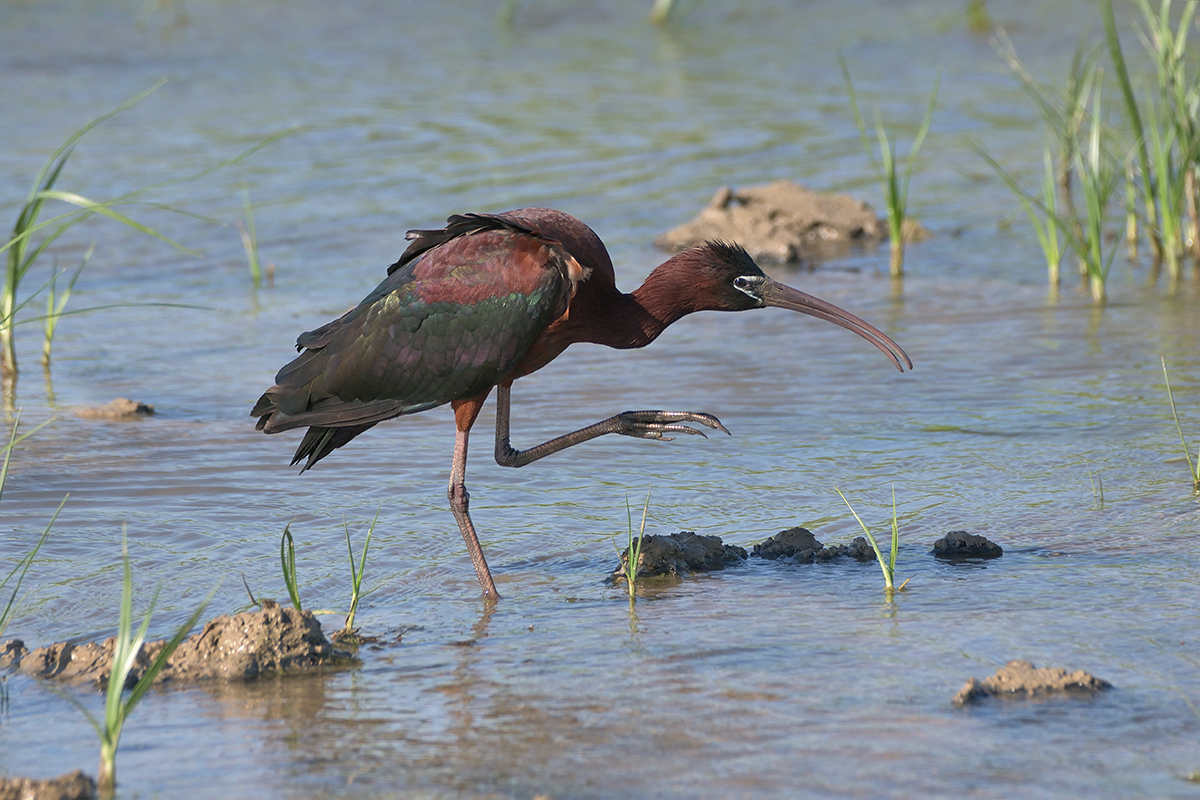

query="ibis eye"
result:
[733,276,754,291]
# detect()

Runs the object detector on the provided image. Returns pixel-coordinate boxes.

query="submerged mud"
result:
[953,660,1112,705]
[613,531,747,581]
[0,770,95,800]
[2,602,355,688]
[751,526,875,563]
[73,398,155,420]
[932,531,1004,561]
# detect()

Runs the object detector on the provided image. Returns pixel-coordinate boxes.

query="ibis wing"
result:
[253,229,575,434]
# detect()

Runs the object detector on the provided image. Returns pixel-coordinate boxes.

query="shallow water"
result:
[3,0,1200,797]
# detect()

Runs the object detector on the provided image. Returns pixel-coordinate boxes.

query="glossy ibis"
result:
[252,208,911,599]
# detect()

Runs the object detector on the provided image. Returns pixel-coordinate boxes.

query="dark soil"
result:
[613,531,747,581]
[953,660,1112,705]
[2,601,355,688]
[932,530,1003,561]
[751,527,876,563]
[73,398,155,420]
[0,770,95,800]
[654,180,916,263]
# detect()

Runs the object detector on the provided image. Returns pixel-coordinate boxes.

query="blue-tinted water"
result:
[2,1,1200,797]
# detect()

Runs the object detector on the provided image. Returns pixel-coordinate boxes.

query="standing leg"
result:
[450,394,499,599]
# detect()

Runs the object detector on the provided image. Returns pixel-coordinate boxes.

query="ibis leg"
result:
[450,396,499,599]
[493,383,730,468]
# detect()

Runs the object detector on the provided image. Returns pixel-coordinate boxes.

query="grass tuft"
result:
[0,83,293,380]
[61,530,215,798]
[41,244,92,367]
[340,508,379,639]
[835,486,911,595]
[615,487,651,601]
[235,185,262,289]
[841,56,939,277]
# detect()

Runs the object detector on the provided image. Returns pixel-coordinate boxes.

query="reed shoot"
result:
[69,532,214,798]
[978,142,1065,287]
[1086,460,1105,507]
[280,523,302,610]
[1161,356,1200,491]
[835,486,910,595]
[616,487,651,600]
[1133,0,1199,267]
[41,244,92,367]
[341,508,379,637]
[1,81,190,378]
[236,186,261,288]
[1103,0,1164,267]
[841,57,939,277]
[1073,84,1121,303]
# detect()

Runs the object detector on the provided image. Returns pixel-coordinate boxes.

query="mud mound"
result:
[4,601,355,688]
[751,526,876,563]
[932,530,1003,561]
[953,660,1112,705]
[613,531,747,580]
[654,181,889,263]
[74,398,155,420]
[0,770,95,800]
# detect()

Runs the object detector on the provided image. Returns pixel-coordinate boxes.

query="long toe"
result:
[614,410,731,440]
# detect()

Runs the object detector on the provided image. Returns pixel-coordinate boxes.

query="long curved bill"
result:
[760,279,913,372]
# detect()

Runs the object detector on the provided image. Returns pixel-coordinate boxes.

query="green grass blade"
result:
[0,495,66,640]
[839,56,883,178]
[1104,0,1160,248]
[14,302,211,328]
[888,486,899,574]
[25,80,166,211]
[1162,356,1199,485]
[834,487,892,590]
[239,186,261,288]
[33,191,199,256]
[903,72,941,188]
[280,524,302,611]
[122,583,217,714]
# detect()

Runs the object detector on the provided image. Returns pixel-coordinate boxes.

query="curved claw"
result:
[614,410,731,441]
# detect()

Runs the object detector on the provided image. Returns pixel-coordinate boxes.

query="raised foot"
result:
[612,410,730,441]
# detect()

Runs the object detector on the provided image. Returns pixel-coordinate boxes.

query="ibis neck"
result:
[581,256,695,349]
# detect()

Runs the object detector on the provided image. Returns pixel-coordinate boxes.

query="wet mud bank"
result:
[1,601,355,688]
[0,770,96,800]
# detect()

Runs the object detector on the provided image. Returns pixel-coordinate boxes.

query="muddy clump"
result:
[751,526,876,563]
[74,398,155,420]
[4,601,355,688]
[613,531,747,580]
[953,660,1112,705]
[932,530,1003,561]
[654,180,906,263]
[0,770,96,800]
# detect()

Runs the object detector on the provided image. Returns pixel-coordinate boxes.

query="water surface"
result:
[2,1,1200,797]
